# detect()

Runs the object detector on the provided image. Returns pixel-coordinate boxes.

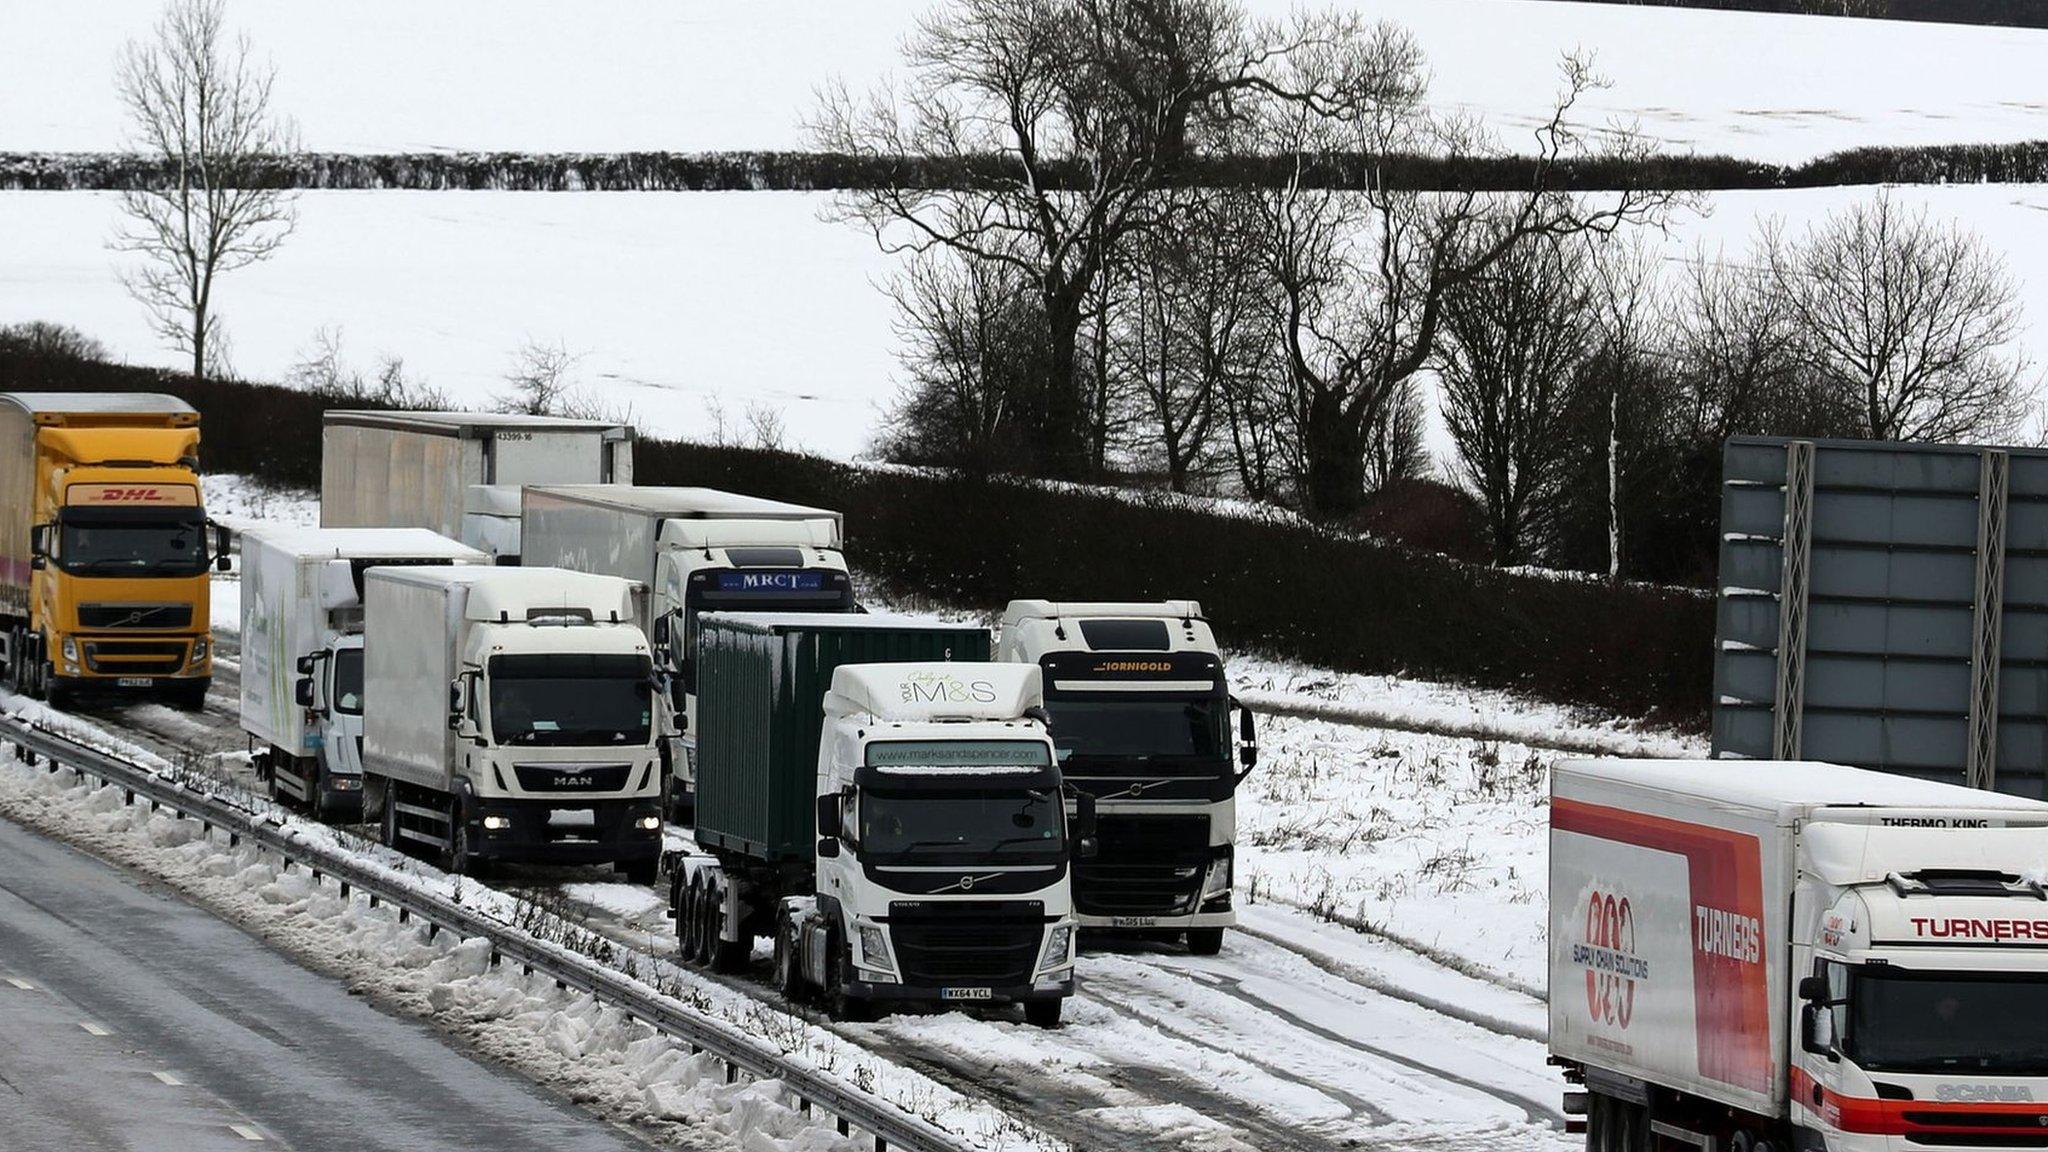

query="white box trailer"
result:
[519,484,852,820]
[362,565,663,880]
[1552,759,2048,1152]
[238,527,486,816]
[320,411,633,559]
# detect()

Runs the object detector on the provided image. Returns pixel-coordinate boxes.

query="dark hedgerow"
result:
[0,341,1713,725]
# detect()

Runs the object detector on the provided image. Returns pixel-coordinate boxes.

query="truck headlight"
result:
[636,815,662,831]
[189,637,209,666]
[1039,924,1074,972]
[858,924,895,972]
[1203,854,1232,897]
[482,815,512,831]
[61,637,78,663]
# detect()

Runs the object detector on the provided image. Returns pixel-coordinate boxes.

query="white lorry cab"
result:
[518,485,853,821]
[1552,758,2048,1152]
[239,527,487,818]
[362,566,664,881]
[999,600,1255,953]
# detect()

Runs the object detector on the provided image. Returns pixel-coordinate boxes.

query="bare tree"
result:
[811,0,1394,479]
[1435,229,1598,566]
[1247,50,1675,519]
[112,0,297,382]
[496,339,580,415]
[1777,193,2031,443]
[876,251,1045,470]
[1584,234,1666,577]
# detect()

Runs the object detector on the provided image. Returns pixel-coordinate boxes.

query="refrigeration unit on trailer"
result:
[519,484,852,821]
[670,614,1085,1027]
[999,600,1255,954]
[1551,757,2048,1152]
[238,527,486,817]
[320,410,634,561]
[0,392,228,709]
[362,565,663,881]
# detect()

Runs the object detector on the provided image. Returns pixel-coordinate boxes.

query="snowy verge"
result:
[0,698,1061,1152]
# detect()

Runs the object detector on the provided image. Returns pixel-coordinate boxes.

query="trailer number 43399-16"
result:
[940,987,993,1001]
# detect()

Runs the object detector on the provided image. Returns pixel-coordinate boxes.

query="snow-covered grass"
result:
[9,0,2047,162]
[0,696,1064,1152]
[7,185,2048,460]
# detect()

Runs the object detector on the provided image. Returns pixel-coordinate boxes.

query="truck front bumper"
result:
[848,975,1075,1005]
[468,797,663,865]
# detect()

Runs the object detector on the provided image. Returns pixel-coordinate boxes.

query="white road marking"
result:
[229,1125,265,1142]
[4,977,34,990]
[152,1071,184,1086]
[78,1021,110,1036]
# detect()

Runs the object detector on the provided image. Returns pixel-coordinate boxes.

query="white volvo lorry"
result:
[672,614,1086,1027]
[239,526,486,818]
[518,485,853,821]
[1552,758,2048,1152]
[999,600,1255,953]
[362,566,664,881]
[320,411,634,561]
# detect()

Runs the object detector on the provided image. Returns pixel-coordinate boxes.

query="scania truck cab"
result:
[1000,600,1255,954]
[0,393,227,710]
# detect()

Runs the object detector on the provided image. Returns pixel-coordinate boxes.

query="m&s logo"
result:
[899,671,999,706]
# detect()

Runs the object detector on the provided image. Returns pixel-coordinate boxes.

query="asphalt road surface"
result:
[0,813,655,1152]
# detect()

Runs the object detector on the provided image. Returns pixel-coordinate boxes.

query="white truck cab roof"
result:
[825,662,1043,723]
[371,565,637,624]
[1000,600,1218,659]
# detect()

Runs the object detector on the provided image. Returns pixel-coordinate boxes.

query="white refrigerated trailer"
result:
[239,526,486,817]
[320,411,633,561]
[1552,758,2048,1152]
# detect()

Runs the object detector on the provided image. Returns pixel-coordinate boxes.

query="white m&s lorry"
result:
[1551,759,2048,1152]
[363,566,664,881]
[518,485,853,822]
[238,526,486,818]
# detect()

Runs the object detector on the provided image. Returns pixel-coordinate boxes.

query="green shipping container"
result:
[694,612,993,862]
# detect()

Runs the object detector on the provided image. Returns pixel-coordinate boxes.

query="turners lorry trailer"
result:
[320,410,634,561]
[0,392,228,709]
[518,485,852,821]
[1000,600,1255,953]
[670,614,1085,1027]
[238,527,486,818]
[1551,758,2048,1152]
[362,566,663,880]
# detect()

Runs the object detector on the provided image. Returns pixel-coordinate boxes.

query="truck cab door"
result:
[1795,960,1850,1133]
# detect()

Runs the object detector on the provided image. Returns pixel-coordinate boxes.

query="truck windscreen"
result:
[1048,699,1226,763]
[57,512,209,577]
[1846,966,2048,1074]
[333,648,365,716]
[488,654,652,747]
[861,788,1065,864]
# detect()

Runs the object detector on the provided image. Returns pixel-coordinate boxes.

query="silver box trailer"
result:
[320,411,633,558]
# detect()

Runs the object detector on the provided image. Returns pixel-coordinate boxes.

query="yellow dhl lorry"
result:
[0,393,227,710]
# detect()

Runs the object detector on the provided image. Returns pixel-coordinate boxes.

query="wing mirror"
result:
[212,522,232,572]
[294,676,315,709]
[1072,791,1099,859]
[295,653,317,676]
[816,793,842,840]
[447,678,467,730]
[1798,975,1828,1003]
[29,523,48,569]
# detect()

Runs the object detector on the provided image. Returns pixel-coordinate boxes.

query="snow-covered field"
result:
[9,0,2048,162]
[8,184,2048,459]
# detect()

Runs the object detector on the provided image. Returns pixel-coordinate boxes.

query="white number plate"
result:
[118,678,155,687]
[1112,916,1159,928]
[940,987,993,1001]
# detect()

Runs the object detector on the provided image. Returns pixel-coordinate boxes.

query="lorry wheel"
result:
[1185,928,1225,956]
[617,858,658,886]
[42,665,71,710]
[773,911,804,999]
[167,679,209,712]
[827,948,873,1024]
[445,799,490,878]
[686,881,714,966]
[380,785,404,853]
[1024,1000,1063,1029]
[1586,1093,1613,1152]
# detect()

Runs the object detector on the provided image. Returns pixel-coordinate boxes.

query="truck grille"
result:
[1075,814,1210,919]
[83,640,189,675]
[78,603,193,630]
[511,763,632,793]
[888,901,1043,986]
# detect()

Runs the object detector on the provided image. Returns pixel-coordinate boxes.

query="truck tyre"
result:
[42,665,71,711]
[380,783,404,852]
[773,909,804,1000]
[1024,1000,1063,1029]
[686,880,714,966]
[444,797,490,878]
[617,857,658,886]
[826,944,873,1024]
[167,678,209,712]
[1185,928,1225,956]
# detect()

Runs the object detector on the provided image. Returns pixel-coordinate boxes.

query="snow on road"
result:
[8,185,2048,459]
[9,0,2046,162]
